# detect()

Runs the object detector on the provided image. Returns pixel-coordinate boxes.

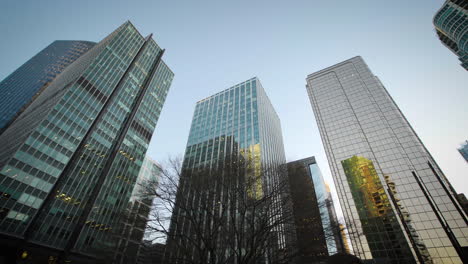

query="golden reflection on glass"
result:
[342,156,390,217]
[342,156,414,263]
[241,143,263,200]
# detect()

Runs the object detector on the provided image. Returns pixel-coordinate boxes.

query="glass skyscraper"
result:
[0,40,96,133]
[308,159,341,256]
[287,156,343,264]
[458,140,468,162]
[433,0,468,70]
[113,156,162,264]
[306,56,467,263]
[0,21,173,263]
[166,77,291,263]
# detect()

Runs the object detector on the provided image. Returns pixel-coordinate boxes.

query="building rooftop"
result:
[306,56,363,80]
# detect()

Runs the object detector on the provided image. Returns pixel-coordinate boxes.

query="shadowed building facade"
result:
[139,242,165,264]
[287,157,343,264]
[0,40,96,133]
[166,78,292,263]
[433,0,468,70]
[306,56,467,263]
[0,21,173,263]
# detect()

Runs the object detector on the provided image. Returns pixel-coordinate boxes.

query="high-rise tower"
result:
[306,56,467,263]
[165,78,292,263]
[433,0,468,70]
[0,21,173,263]
[113,156,162,264]
[287,156,343,263]
[458,140,468,162]
[0,40,96,132]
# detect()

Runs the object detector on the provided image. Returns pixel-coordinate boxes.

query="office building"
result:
[458,140,468,162]
[165,78,292,263]
[287,157,343,263]
[139,242,165,264]
[433,0,468,70]
[0,40,96,132]
[113,156,162,264]
[0,21,173,263]
[306,56,467,263]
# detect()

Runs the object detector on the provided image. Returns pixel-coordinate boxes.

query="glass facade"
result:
[0,40,96,132]
[306,56,467,263]
[0,21,173,261]
[166,77,290,262]
[433,0,468,70]
[341,156,413,262]
[184,77,286,195]
[287,156,342,263]
[457,140,468,162]
[308,162,340,256]
[113,156,162,264]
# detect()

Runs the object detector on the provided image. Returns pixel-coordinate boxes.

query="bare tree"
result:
[137,156,297,264]
[320,212,361,256]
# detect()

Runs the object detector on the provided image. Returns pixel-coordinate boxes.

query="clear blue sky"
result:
[1,0,467,208]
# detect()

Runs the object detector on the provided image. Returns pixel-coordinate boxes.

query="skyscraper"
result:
[0,40,96,133]
[458,140,468,162]
[166,77,292,263]
[433,0,468,70]
[287,156,343,263]
[306,56,467,263]
[0,21,173,263]
[113,156,162,264]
